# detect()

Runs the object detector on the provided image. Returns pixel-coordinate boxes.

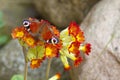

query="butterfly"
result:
[22,18,60,44]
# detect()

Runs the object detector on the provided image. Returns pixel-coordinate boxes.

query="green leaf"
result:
[27,45,45,61]
[27,47,37,61]
[37,46,45,59]
[0,35,9,46]
[11,74,24,80]
[60,28,73,47]
[19,39,28,48]
[0,11,4,28]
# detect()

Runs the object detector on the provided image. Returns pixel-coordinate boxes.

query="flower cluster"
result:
[11,26,39,47]
[11,18,91,71]
[60,22,91,70]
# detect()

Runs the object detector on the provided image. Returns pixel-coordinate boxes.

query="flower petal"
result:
[23,35,36,47]
[30,59,42,69]
[80,43,91,55]
[74,57,83,67]
[68,41,81,56]
[11,27,26,39]
[75,31,85,42]
[45,44,59,58]
[68,22,80,36]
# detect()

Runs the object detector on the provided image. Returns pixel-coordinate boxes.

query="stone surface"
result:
[0,40,47,80]
[0,40,24,80]
[0,0,38,28]
[78,0,120,80]
[34,0,99,29]
[0,40,69,80]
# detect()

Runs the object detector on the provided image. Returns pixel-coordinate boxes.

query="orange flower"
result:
[23,35,36,47]
[74,57,83,67]
[11,27,26,39]
[75,31,85,42]
[68,41,80,56]
[30,59,42,69]
[68,22,80,36]
[80,43,91,55]
[45,44,59,58]
[68,22,85,43]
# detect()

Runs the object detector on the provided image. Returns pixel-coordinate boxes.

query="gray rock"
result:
[0,40,69,80]
[0,0,38,28]
[0,40,47,80]
[0,40,24,80]
[78,0,120,80]
[34,0,99,29]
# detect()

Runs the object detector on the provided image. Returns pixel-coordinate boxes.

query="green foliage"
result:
[60,28,73,47]
[0,11,10,47]
[0,11,4,28]
[0,35,9,46]
[11,75,24,80]
[27,46,45,61]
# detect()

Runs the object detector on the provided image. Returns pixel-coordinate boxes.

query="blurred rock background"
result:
[79,0,120,80]
[34,0,99,28]
[0,0,101,80]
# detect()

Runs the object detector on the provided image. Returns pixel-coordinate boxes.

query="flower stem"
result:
[24,62,28,80]
[46,58,52,80]
[22,47,28,80]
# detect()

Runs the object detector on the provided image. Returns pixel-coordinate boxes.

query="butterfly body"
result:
[23,18,60,44]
